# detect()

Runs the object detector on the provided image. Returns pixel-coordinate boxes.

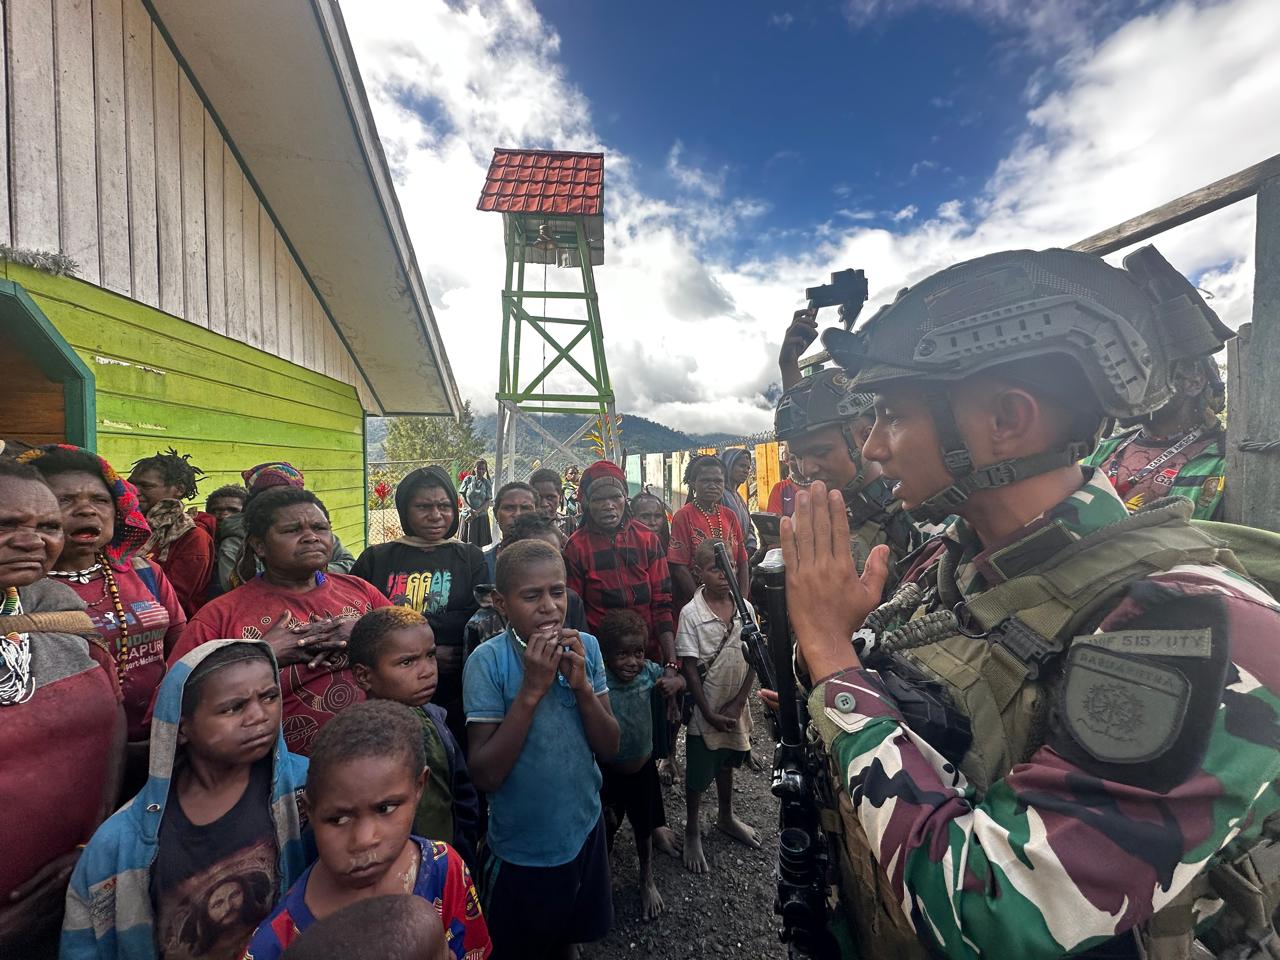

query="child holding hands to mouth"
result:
[463,540,620,960]
[241,700,490,960]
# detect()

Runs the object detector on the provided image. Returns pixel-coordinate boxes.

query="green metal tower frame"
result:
[493,212,619,482]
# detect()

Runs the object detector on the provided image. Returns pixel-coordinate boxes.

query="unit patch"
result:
[1061,645,1189,764]
[1076,628,1212,658]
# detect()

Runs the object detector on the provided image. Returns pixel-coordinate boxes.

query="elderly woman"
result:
[22,445,185,749]
[170,486,391,755]
[564,461,678,672]
[0,460,125,958]
[351,466,485,739]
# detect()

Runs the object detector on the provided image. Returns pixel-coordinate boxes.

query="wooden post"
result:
[1240,177,1280,532]
[1224,323,1250,524]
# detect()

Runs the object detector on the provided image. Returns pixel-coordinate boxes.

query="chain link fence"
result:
[366,458,456,546]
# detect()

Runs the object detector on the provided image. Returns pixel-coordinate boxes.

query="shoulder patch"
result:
[1078,628,1212,658]
[1061,646,1189,764]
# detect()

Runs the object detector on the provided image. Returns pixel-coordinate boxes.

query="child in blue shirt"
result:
[463,540,620,959]
[597,609,685,921]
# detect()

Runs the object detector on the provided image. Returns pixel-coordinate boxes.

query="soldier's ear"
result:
[987,385,1042,458]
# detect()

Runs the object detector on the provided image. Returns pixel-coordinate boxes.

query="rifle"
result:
[759,549,839,960]
[712,541,775,693]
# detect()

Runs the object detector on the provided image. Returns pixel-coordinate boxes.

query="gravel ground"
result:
[583,698,782,959]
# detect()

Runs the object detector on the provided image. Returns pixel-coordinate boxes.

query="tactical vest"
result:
[825,499,1279,959]
[843,479,919,583]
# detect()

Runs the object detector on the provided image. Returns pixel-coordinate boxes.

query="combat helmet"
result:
[774,368,876,488]
[822,245,1233,522]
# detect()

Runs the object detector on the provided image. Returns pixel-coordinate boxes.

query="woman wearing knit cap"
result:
[214,462,355,594]
[564,461,678,675]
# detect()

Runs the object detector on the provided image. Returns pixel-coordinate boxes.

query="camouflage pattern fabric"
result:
[1084,426,1227,520]
[811,469,1280,958]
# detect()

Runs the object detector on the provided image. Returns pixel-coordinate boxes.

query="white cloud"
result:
[343,0,1279,436]
[666,141,725,197]
[841,0,1122,53]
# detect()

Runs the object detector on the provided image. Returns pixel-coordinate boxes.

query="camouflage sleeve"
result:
[812,570,1280,959]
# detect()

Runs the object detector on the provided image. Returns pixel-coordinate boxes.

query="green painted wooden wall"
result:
[5,263,367,553]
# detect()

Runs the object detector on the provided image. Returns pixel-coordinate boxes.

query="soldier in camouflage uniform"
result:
[780,246,1280,959]
[774,369,921,583]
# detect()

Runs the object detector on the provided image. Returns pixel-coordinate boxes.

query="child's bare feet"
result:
[683,824,708,873]
[641,878,665,920]
[652,825,683,857]
[658,757,680,787]
[717,814,760,849]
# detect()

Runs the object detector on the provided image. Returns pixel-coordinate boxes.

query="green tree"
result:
[384,400,485,466]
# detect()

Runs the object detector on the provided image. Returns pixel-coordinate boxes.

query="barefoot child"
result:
[63,641,311,960]
[349,607,479,868]
[596,610,685,920]
[677,539,760,873]
[242,700,491,959]
[463,540,620,959]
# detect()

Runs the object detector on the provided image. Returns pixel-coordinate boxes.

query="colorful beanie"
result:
[241,461,305,495]
[578,459,627,505]
[18,444,151,569]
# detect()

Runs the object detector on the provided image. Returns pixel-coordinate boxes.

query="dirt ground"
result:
[583,698,782,959]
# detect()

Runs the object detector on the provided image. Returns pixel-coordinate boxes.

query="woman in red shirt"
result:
[170,487,390,755]
[0,461,125,956]
[564,461,678,674]
[668,455,750,613]
[22,445,185,753]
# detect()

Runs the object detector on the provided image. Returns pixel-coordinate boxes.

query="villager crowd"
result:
[2,244,1277,960]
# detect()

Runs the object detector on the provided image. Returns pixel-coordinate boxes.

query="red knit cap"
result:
[578,459,626,504]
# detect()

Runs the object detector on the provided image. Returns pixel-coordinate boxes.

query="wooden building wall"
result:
[6,262,368,552]
[0,0,373,409]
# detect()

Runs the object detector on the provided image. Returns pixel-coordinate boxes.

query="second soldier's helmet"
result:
[774,369,874,442]
[822,245,1232,420]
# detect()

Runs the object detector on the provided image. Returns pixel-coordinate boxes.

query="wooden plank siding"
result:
[4,262,368,550]
[53,0,99,283]
[8,0,59,252]
[1,0,362,397]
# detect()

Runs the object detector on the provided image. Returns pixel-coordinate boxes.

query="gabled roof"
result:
[478,150,605,216]
[148,0,460,417]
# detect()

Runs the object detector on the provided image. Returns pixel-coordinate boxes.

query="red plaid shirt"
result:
[564,520,674,658]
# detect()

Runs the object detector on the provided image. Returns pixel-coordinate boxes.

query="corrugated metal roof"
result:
[478,149,604,215]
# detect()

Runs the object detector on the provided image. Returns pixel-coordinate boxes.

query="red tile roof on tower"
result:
[477,149,604,216]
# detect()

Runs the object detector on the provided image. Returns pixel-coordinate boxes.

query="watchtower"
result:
[477,148,619,482]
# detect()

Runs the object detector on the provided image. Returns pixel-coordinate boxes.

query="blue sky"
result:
[344,0,1280,433]
[538,1,1021,251]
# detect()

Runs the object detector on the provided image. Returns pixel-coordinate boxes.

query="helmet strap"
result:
[910,387,1091,524]
[838,422,866,491]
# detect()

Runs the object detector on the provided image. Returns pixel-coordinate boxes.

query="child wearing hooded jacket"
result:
[62,640,312,960]
[350,466,486,744]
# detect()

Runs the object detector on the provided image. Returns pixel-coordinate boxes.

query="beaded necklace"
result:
[90,553,131,691]
[694,502,723,539]
[47,561,104,585]
[0,586,34,706]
